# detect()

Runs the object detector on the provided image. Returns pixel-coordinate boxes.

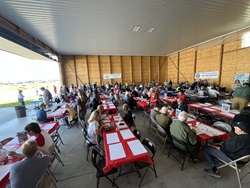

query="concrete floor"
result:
[0,103,250,188]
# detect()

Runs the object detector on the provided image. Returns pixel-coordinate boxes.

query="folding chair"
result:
[82,127,100,161]
[35,171,57,188]
[167,134,196,170]
[51,128,64,153]
[48,144,64,182]
[155,123,168,152]
[142,108,150,129]
[217,155,250,188]
[149,116,158,138]
[133,129,141,141]
[135,138,157,187]
[91,149,119,188]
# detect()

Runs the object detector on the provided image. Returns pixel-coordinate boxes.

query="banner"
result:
[103,74,122,79]
[235,74,249,84]
[195,71,219,79]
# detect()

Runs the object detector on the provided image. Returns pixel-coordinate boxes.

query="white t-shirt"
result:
[41,130,53,151]
[87,120,99,144]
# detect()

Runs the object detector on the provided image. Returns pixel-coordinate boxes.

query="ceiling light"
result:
[131,26,141,32]
[145,27,155,33]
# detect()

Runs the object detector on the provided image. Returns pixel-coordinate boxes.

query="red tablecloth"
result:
[0,121,59,187]
[47,108,64,119]
[188,103,239,120]
[100,95,110,100]
[185,118,230,144]
[160,96,177,104]
[102,102,118,114]
[134,97,149,110]
[102,115,153,173]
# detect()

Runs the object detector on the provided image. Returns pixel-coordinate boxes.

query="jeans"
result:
[203,146,232,168]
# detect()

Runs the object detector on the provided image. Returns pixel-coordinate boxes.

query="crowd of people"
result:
[6,78,249,186]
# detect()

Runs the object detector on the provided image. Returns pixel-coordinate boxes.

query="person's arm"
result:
[37,146,52,156]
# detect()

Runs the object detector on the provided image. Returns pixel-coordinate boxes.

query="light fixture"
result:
[145,27,155,33]
[131,25,141,32]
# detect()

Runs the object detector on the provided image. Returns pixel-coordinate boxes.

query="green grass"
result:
[0,99,36,108]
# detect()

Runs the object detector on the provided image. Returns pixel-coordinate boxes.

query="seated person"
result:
[173,98,188,112]
[155,107,172,136]
[109,92,115,102]
[197,87,205,96]
[131,87,139,97]
[97,104,105,115]
[10,122,54,159]
[63,103,77,125]
[203,122,250,178]
[177,90,187,104]
[36,104,54,124]
[185,87,194,95]
[208,86,220,98]
[70,98,77,112]
[170,111,201,162]
[122,104,134,128]
[141,90,149,100]
[114,93,120,106]
[150,107,160,119]
[233,106,250,125]
[10,140,51,188]
[127,93,136,109]
[87,110,105,145]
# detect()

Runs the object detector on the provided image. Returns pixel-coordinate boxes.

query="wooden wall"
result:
[61,55,167,87]
[61,35,250,92]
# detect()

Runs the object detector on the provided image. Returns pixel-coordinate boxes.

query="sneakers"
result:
[204,168,222,178]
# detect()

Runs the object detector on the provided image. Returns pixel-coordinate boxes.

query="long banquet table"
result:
[0,121,59,187]
[188,102,239,120]
[102,114,153,173]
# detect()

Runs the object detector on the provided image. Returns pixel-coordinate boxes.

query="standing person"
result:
[9,140,51,188]
[18,90,25,107]
[232,83,250,110]
[92,91,102,111]
[150,88,160,108]
[53,85,57,94]
[40,87,51,110]
[231,79,242,92]
[77,91,87,122]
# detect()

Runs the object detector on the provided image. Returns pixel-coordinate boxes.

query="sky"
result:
[0,50,60,82]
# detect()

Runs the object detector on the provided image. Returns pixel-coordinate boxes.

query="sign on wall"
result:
[234,74,250,84]
[195,71,219,79]
[103,74,122,79]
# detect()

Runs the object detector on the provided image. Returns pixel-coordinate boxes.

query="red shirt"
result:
[177,93,187,104]
[35,133,45,147]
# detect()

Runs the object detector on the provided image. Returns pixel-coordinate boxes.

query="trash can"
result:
[15,106,26,118]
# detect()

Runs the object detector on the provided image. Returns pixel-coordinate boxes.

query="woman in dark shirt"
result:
[122,104,134,128]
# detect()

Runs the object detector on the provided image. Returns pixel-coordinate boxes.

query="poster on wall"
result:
[195,71,219,79]
[103,74,122,79]
[234,74,250,84]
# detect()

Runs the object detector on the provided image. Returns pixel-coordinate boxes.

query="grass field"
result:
[0,82,60,108]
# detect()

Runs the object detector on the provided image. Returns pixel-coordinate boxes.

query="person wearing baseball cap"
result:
[203,121,250,178]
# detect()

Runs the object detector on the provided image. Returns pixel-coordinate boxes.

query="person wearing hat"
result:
[232,82,250,110]
[170,111,201,162]
[36,104,54,124]
[203,121,250,178]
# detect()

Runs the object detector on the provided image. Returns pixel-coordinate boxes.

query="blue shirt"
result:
[36,109,50,124]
